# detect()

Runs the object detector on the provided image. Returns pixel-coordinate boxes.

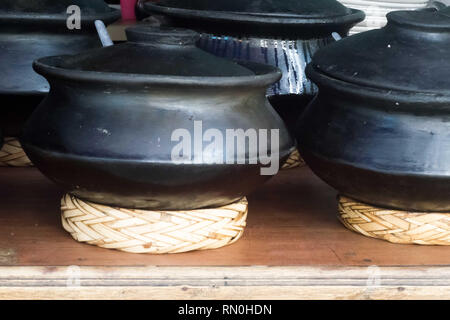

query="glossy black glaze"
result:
[143,0,364,38]
[22,27,294,210]
[142,0,364,134]
[297,7,450,212]
[0,0,120,136]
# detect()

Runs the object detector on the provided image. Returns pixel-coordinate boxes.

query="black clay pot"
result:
[142,0,365,134]
[297,6,450,212]
[0,0,120,137]
[22,27,294,210]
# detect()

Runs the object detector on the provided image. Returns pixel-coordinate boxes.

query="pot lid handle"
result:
[95,20,114,47]
[332,32,342,41]
[125,26,200,46]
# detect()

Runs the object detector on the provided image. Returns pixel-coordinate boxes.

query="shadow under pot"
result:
[22,26,294,211]
[142,0,365,133]
[0,0,120,137]
[297,7,450,212]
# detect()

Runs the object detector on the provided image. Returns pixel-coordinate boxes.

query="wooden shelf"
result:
[1,167,449,299]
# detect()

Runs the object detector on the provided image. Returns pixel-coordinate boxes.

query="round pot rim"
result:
[306,64,450,103]
[144,3,365,28]
[0,89,47,96]
[33,57,283,88]
[0,9,121,27]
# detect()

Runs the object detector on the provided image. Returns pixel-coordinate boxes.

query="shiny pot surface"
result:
[22,27,294,210]
[0,0,120,137]
[297,7,450,211]
[143,0,364,132]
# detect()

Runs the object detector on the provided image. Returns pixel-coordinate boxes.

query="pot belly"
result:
[298,95,450,212]
[302,149,450,212]
[23,144,272,210]
[22,86,293,210]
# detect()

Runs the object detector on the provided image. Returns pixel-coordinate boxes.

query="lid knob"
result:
[125,26,200,46]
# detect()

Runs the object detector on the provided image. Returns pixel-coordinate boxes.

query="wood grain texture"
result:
[1,167,450,267]
[3,286,450,300]
[0,266,449,300]
[1,168,450,299]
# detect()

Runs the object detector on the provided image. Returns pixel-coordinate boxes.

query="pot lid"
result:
[33,26,283,84]
[144,0,365,37]
[0,0,120,26]
[151,0,352,18]
[308,6,450,95]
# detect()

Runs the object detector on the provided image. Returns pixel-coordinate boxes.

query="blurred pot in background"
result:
[0,0,120,138]
[143,0,364,136]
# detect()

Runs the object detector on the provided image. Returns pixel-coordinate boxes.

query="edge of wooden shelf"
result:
[1,265,450,300]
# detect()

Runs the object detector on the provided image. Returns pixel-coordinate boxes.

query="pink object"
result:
[120,0,137,21]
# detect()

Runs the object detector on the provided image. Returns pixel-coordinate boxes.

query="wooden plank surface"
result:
[0,265,449,299]
[3,285,450,300]
[0,167,449,267]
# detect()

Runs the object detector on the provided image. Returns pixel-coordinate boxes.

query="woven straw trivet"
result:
[0,137,33,167]
[61,194,248,254]
[338,195,450,246]
[282,148,306,170]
